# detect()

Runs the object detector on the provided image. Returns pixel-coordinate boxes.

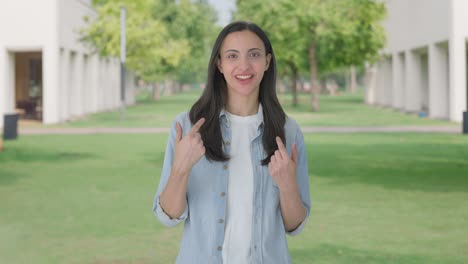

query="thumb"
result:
[175,122,182,143]
[291,143,298,164]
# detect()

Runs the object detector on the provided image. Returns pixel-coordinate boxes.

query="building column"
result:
[75,53,84,116]
[82,55,90,114]
[375,60,385,105]
[89,54,99,113]
[448,37,467,122]
[364,63,377,105]
[43,46,60,124]
[0,49,16,128]
[68,52,77,117]
[404,50,421,112]
[59,49,70,121]
[392,52,405,110]
[383,57,393,106]
[0,48,5,128]
[449,0,468,122]
[429,43,449,119]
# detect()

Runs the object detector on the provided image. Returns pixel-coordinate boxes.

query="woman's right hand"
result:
[172,118,206,177]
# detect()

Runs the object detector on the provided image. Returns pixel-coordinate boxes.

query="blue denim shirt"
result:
[153,110,311,264]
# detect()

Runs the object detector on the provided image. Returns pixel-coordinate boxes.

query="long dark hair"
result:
[189,21,286,165]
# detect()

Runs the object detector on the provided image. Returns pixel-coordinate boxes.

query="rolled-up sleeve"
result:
[152,113,189,227]
[154,195,188,227]
[286,126,311,236]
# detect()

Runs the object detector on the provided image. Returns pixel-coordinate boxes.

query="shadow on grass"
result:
[0,168,25,185]
[280,94,365,113]
[0,148,96,163]
[292,244,458,264]
[0,145,96,185]
[308,140,468,193]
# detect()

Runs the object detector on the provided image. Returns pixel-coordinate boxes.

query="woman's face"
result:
[217,30,271,100]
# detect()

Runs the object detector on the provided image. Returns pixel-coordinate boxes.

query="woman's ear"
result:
[217,58,223,74]
[265,53,272,71]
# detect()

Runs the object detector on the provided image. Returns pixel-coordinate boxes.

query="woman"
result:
[153,21,310,264]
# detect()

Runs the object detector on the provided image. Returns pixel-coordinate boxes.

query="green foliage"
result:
[81,0,219,83]
[314,0,387,72]
[152,0,220,83]
[235,0,308,77]
[235,0,386,75]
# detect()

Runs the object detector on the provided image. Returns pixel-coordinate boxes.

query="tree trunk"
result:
[350,65,357,94]
[288,62,298,107]
[164,79,173,96]
[309,40,320,111]
[345,69,351,93]
[152,83,160,101]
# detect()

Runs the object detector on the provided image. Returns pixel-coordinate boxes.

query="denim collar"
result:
[219,103,264,129]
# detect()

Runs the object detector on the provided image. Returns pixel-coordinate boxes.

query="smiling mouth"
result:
[235,74,254,80]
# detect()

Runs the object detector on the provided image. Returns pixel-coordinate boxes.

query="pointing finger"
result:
[190,118,206,135]
[276,136,288,159]
[291,143,298,164]
[175,122,182,143]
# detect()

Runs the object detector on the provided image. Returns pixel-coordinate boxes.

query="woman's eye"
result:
[227,54,237,59]
[250,52,260,57]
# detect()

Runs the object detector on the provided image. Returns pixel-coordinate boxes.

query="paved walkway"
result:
[18,125,462,135]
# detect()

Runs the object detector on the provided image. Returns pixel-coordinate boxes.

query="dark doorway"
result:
[15,52,43,121]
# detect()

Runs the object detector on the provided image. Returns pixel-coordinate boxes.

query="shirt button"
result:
[217,246,222,251]
[223,164,228,170]
[225,141,230,146]
[220,192,226,197]
[218,219,224,224]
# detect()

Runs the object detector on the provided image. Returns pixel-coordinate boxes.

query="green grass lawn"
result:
[3,89,466,263]
[1,133,467,263]
[32,89,457,128]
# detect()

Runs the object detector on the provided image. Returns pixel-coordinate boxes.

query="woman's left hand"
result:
[268,136,298,191]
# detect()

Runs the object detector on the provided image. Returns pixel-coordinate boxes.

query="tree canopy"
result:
[81,0,219,84]
[236,0,386,110]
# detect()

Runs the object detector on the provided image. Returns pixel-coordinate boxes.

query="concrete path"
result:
[19,125,462,135]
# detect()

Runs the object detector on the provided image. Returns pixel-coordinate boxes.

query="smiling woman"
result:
[217,30,271,111]
[153,21,311,264]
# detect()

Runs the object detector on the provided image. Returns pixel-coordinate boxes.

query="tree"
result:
[236,0,309,107]
[82,0,219,95]
[235,0,386,111]
[82,0,188,84]
[154,0,219,85]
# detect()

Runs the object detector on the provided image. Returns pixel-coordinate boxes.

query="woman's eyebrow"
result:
[223,48,263,54]
[224,49,240,53]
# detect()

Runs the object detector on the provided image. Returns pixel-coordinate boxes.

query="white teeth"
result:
[236,75,253,80]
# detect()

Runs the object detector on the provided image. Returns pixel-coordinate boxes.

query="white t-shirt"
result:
[222,107,261,264]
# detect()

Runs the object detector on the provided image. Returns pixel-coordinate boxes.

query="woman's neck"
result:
[226,95,259,116]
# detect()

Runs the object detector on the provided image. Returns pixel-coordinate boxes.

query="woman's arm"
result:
[268,136,309,233]
[158,118,205,219]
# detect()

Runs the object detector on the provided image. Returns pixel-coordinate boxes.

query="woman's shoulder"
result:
[172,111,192,130]
[284,115,305,145]
[174,111,190,122]
[284,115,301,133]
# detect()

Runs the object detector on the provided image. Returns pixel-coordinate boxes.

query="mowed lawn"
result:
[32,90,458,128]
[1,91,467,263]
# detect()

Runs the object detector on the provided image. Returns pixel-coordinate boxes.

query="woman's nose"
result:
[237,56,250,70]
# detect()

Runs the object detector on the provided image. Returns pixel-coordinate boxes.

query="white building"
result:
[0,0,135,127]
[366,0,468,122]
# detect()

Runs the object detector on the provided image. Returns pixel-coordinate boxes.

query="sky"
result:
[207,0,236,26]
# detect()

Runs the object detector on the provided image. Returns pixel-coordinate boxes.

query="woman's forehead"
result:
[220,30,265,51]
